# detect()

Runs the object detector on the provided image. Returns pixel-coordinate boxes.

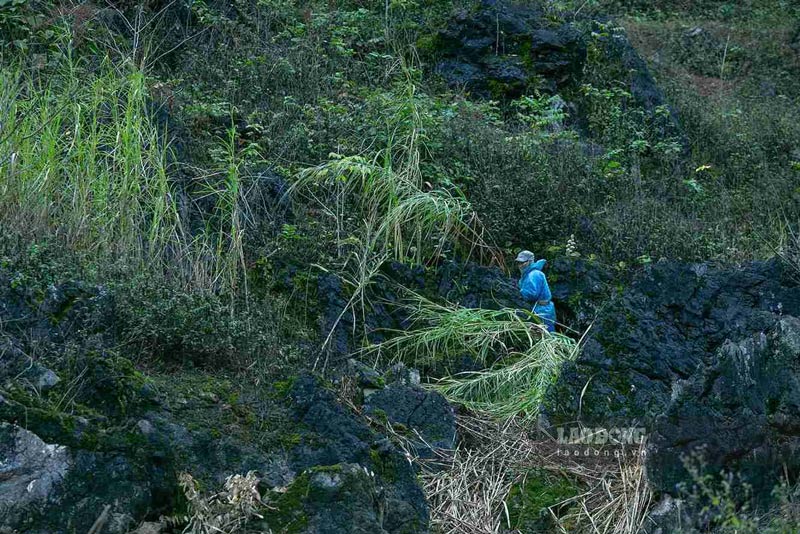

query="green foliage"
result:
[114,277,302,369]
[506,470,580,533]
[431,333,579,421]
[512,93,568,131]
[116,282,244,366]
[0,53,184,274]
[195,123,253,292]
[293,151,485,265]
[0,0,51,51]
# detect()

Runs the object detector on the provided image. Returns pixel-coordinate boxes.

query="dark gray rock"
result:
[647,317,800,501]
[530,25,586,82]
[549,257,615,325]
[0,421,162,534]
[384,363,421,387]
[544,258,800,522]
[545,259,800,429]
[0,423,71,528]
[365,383,457,457]
[303,464,386,533]
[435,60,484,89]
[286,375,429,534]
[434,1,586,98]
[0,340,60,393]
[645,495,688,534]
[266,463,393,534]
[348,359,385,390]
[317,273,352,366]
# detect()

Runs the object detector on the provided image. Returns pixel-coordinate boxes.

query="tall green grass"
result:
[292,153,486,265]
[0,56,179,271]
[290,57,497,267]
[0,53,251,291]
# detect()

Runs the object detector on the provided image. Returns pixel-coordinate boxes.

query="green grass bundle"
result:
[365,292,579,421]
[364,292,545,367]
[431,333,579,422]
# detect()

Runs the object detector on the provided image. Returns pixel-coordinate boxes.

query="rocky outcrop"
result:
[1,340,59,393]
[546,259,800,428]
[363,367,457,460]
[0,264,437,534]
[266,463,396,534]
[544,258,800,522]
[0,423,70,529]
[430,1,686,148]
[285,375,430,534]
[434,0,586,97]
[647,317,800,501]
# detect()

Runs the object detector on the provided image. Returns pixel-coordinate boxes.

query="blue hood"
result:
[522,259,547,276]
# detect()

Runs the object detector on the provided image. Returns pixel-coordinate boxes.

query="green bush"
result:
[114,279,277,368]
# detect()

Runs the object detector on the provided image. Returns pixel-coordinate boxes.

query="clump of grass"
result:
[289,56,500,268]
[0,53,180,273]
[291,151,489,265]
[0,48,256,292]
[375,188,486,264]
[432,333,580,422]
[364,292,551,368]
[189,123,252,293]
[420,414,652,534]
[288,63,502,367]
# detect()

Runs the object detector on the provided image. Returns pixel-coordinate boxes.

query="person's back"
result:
[516,251,556,332]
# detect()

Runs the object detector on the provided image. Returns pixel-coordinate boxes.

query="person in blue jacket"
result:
[515,250,556,332]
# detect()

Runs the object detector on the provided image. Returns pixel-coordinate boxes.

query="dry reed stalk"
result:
[419,414,653,534]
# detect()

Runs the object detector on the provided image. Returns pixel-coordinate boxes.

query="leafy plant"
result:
[0,0,47,50]
[512,93,568,131]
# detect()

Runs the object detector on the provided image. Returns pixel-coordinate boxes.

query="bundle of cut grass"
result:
[431,333,579,422]
[364,293,548,368]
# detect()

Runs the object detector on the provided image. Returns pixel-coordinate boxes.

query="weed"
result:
[0,50,181,277]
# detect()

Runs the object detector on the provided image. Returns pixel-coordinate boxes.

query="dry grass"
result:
[173,471,268,534]
[419,415,653,534]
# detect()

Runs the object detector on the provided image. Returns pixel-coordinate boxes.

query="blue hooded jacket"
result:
[519,259,556,332]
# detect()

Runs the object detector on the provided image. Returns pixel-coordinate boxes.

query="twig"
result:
[87,504,111,534]
[720,33,731,80]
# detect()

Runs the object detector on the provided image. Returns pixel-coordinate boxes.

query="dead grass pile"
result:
[419,415,653,534]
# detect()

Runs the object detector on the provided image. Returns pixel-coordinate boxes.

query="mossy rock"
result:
[265,463,388,534]
[506,469,581,532]
[71,353,157,419]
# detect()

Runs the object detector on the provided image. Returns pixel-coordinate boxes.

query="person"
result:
[515,250,556,332]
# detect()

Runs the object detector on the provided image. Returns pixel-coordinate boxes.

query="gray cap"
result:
[515,250,535,263]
